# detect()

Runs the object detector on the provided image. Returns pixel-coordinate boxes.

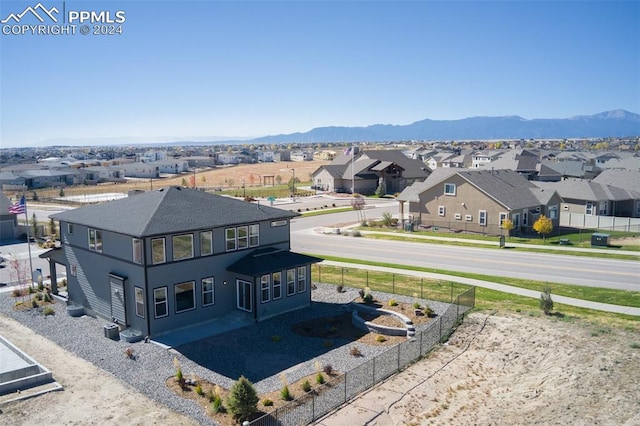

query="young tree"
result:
[226,376,258,421]
[540,286,554,315]
[533,214,553,241]
[31,212,38,239]
[501,218,514,239]
[48,217,57,239]
[375,181,386,198]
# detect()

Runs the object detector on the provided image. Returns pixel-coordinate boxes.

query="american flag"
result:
[8,195,26,215]
[343,147,353,156]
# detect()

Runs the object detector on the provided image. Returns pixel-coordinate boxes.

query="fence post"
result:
[439,316,442,341]
[318,265,321,284]
[450,282,453,303]
[366,270,368,287]
[420,278,423,299]
[393,274,395,294]
[342,268,344,286]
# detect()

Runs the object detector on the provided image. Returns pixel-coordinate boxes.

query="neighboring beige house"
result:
[398,168,562,236]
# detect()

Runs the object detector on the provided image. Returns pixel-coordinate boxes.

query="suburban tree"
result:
[31,212,38,239]
[226,376,259,421]
[375,181,386,198]
[540,286,554,315]
[48,217,57,239]
[533,214,553,241]
[501,218,514,239]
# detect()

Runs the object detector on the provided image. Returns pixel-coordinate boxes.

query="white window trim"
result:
[585,201,593,215]
[261,274,271,303]
[225,228,237,251]
[151,238,166,264]
[499,212,508,226]
[549,205,558,220]
[237,226,249,249]
[154,287,168,318]
[200,230,213,256]
[297,266,306,293]
[132,238,143,264]
[479,210,487,226]
[134,286,145,318]
[438,206,445,216]
[67,223,74,235]
[273,271,282,300]
[286,269,296,296]
[249,224,260,247]
[202,277,214,306]
[444,183,456,196]
[172,234,194,261]
[465,214,472,221]
[175,281,196,314]
[88,228,102,253]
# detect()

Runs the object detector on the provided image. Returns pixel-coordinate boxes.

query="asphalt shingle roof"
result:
[51,186,298,237]
[227,247,322,276]
[533,179,640,202]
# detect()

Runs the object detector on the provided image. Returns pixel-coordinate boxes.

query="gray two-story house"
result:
[51,186,320,338]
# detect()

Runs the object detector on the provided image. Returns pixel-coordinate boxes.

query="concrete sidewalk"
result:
[358,230,640,256]
[320,260,640,316]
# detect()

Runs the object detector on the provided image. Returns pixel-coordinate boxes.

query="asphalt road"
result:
[290,202,640,292]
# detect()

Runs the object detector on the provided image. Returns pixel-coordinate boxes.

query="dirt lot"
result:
[2,310,639,425]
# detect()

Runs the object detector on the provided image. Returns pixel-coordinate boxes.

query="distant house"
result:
[312,149,430,195]
[290,151,314,162]
[0,191,19,240]
[120,163,160,179]
[50,187,320,338]
[398,169,562,236]
[534,179,640,218]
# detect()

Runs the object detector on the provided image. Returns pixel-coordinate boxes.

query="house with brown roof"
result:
[398,169,562,236]
[312,149,430,195]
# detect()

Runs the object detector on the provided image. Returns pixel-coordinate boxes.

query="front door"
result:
[513,213,520,235]
[236,279,252,312]
[109,274,127,325]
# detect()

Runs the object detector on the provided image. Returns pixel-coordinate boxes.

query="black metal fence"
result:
[249,286,475,426]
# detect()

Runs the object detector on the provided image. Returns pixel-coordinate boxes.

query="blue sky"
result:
[1,0,639,147]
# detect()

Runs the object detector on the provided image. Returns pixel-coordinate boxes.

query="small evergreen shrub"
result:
[316,372,325,384]
[302,379,312,393]
[388,299,398,307]
[540,286,554,315]
[43,306,55,316]
[376,335,387,343]
[226,376,258,420]
[195,383,204,396]
[363,293,374,304]
[413,301,421,309]
[261,398,273,407]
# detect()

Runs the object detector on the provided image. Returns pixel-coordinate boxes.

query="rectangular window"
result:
[585,201,593,215]
[237,226,248,249]
[549,205,558,220]
[134,287,145,318]
[225,228,236,251]
[261,274,270,303]
[287,269,296,296]
[465,214,472,221]
[599,201,608,215]
[175,281,195,313]
[523,211,528,226]
[636,201,640,215]
[132,238,143,264]
[152,238,166,264]
[273,271,282,300]
[172,234,194,261]
[438,206,445,216]
[88,229,102,252]
[70,263,77,277]
[202,277,214,306]
[154,287,168,318]
[444,183,456,195]
[297,266,306,293]
[454,213,462,220]
[499,212,508,226]
[479,210,487,226]
[271,220,287,227]
[200,231,213,256]
[249,224,259,247]
[67,223,74,235]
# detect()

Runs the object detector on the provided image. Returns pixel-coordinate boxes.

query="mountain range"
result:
[251,110,640,143]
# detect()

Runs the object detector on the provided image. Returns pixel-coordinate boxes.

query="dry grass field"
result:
[27,160,330,200]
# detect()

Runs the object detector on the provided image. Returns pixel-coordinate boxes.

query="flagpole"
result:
[22,195,35,289]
